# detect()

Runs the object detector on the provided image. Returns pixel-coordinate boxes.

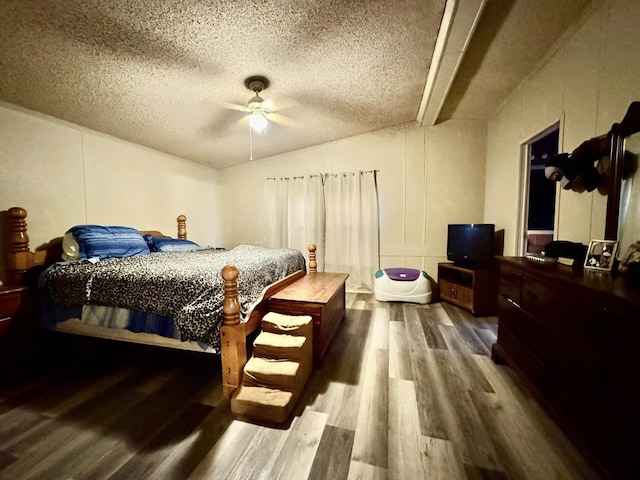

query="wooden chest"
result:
[269,272,348,365]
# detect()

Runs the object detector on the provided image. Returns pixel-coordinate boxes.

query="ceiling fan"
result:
[224,75,297,134]
[245,76,270,133]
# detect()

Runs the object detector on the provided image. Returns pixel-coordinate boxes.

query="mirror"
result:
[616,133,640,269]
[604,101,640,270]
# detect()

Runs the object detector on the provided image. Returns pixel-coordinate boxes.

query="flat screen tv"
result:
[447,223,495,269]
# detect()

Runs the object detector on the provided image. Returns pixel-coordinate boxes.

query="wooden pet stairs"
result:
[230,311,313,425]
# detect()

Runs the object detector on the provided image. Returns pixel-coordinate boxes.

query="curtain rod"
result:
[266,169,378,180]
[264,175,306,180]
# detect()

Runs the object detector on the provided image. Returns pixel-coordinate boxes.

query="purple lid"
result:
[384,268,420,281]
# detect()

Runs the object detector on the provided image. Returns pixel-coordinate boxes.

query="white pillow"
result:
[61,232,80,261]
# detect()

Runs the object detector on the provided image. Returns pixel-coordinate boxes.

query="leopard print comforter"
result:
[42,245,306,351]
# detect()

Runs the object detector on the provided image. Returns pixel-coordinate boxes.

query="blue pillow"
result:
[143,234,201,252]
[67,225,150,260]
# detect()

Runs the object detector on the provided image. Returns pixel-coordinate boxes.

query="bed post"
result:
[218,245,315,397]
[221,265,241,326]
[6,207,32,286]
[220,265,245,397]
[308,244,317,273]
[177,215,187,239]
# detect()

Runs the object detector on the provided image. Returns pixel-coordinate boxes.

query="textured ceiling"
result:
[0,0,592,169]
[438,0,594,121]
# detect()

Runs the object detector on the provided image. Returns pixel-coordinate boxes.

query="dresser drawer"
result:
[440,279,473,304]
[0,292,23,318]
[520,277,561,316]
[520,277,599,334]
[497,324,564,399]
[499,301,562,363]
[499,266,522,304]
[598,303,640,350]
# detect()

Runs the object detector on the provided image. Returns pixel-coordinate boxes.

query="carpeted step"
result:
[230,385,296,425]
[253,331,309,361]
[262,312,312,337]
[231,312,314,425]
[242,357,303,391]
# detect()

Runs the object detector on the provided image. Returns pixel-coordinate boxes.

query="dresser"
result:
[493,257,640,479]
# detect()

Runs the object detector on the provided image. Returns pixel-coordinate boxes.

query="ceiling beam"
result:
[417,0,487,127]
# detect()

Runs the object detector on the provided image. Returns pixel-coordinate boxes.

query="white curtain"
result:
[265,171,379,290]
[324,171,379,291]
[264,175,326,270]
[265,177,290,248]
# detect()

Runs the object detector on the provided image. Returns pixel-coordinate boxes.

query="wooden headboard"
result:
[4,207,187,287]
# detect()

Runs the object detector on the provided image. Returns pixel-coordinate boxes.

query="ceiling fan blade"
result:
[233,115,250,128]
[198,109,245,137]
[267,112,298,128]
[221,101,248,112]
[263,93,299,113]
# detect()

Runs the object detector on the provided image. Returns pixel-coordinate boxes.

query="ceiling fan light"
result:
[250,112,268,133]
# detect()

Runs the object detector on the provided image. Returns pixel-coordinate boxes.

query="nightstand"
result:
[0,285,28,339]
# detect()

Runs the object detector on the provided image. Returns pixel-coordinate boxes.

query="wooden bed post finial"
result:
[8,207,29,252]
[177,215,187,239]
[7,207,32,285]
[308,244,317,273]
[221,265,241,325]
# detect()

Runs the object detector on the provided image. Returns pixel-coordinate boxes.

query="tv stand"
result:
[437,262,498,315]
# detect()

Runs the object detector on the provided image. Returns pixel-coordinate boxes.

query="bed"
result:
[5,206,318,396]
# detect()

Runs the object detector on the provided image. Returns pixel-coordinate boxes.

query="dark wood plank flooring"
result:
[0,294,601,479]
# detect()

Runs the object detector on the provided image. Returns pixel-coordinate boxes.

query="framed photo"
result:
[584,239,618,271]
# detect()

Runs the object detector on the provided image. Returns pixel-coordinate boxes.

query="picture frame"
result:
[584,239,618,271]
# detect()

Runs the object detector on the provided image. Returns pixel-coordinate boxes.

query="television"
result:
[447,223,495,269]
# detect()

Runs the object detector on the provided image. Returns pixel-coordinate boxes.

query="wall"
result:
[0,104,488,286]
[0,102,224,282]
[221,119,487,278]
[485,0,640,254]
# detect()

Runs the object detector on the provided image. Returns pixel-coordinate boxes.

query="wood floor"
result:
[0,294,601,479]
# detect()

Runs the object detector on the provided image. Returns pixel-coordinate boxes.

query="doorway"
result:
[521,126,559,254]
